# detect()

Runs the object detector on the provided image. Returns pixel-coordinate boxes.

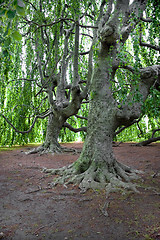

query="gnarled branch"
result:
[1,111,52,134]
[64,122,87,133]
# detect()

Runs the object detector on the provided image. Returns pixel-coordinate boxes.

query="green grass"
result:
[0,143,41,152]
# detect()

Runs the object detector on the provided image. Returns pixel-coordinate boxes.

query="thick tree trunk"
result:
[74,97,119,190]
[27,113,66,154]
[41,113,64,153]
[71,59,138,191]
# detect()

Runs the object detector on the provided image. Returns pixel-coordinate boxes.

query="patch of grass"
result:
[143,234,154,240]
[0,143,41,152]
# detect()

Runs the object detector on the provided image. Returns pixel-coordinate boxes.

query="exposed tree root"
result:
[43,159,143,217]
[25,143,79,155]
[43,160,142,193]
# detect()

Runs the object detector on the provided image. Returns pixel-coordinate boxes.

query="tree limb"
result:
[120,0,147,44]
[140,41,160,52]
[116,65,160,125]
[135,136,160,146]
[140,17,152,23]
[1,111,52,134]
[152,128,160,138]
[114,119,139,136]
[73,19,80,86]
[24,0,37,10]
[64,122,87,133]
[7,78,37,85]
[75,114,88,120]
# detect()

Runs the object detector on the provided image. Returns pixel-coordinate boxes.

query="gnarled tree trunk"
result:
[44,0,159,192]
[27,112,66,154]
[40,113,65,153]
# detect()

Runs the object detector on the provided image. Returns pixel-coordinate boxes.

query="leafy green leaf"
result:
[16,6,25,16]
[3,22,11,37]
[6,10,16,19]
[0,8,6,17]
[12,31,22,41]
[4,37,11,47]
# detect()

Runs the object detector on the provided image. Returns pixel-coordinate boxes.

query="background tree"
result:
[0,0,96,150]
[45,0,160,192]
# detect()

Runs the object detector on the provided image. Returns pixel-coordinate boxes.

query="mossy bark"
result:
[69,60,138,191]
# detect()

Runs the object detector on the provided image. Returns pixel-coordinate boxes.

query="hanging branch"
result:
[75,114,88,120]
[0,111,52,134]
[114,119,140,136]
[137,121,144,137]
[152,128,160,138]
[140,17,152,23]
[139,39,160,52]
[73,19,80,87]
[136,136,160,146]
[64,122,87,133]
[7,78,37,85]
[24,0,37,11]
[139,22,160,52]
[23,17,97,31]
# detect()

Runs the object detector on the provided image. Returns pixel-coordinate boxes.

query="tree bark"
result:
[27,112,66,154]
[42,113,64,152]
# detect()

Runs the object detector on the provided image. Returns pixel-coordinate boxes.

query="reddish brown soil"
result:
[0,142,160,240]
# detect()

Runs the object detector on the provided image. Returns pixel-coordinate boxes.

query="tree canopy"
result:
[0,0,160,148]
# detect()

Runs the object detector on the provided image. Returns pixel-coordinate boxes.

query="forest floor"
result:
[0,142,160,240]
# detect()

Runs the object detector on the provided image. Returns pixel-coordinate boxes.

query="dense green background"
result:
[0,0,159,146]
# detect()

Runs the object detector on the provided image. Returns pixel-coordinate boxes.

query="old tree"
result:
[45,0,160,192]
[0,0,160,191]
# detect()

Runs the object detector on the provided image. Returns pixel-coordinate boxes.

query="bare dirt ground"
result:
[0,142,160,240]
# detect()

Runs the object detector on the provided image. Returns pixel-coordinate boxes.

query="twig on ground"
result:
[32,223,54,235]
[26,185,42,194]
[32,225,47,235]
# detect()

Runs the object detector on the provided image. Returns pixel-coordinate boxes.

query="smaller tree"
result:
[0,0,98,151]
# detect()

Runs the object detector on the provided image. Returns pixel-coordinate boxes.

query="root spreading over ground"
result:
[25,144,78,155]
[43,159,143,217]
[43,160,142,194]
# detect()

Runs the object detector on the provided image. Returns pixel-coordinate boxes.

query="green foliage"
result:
[0,0,25,45]
[0,0,159,147]
[12,30,22,40]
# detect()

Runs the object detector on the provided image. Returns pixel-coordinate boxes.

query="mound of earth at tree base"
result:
[0,142,160,240]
